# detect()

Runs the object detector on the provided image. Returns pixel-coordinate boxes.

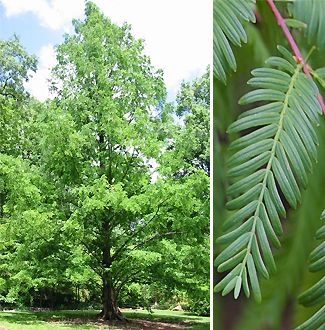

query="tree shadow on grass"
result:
[0,310,209,330]
[122,310,208,325]
[0,311,99,329]
[0,311,41,325]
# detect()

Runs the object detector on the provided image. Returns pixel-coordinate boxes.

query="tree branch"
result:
[114,268,144,297]
[81,240,102,265]
[111,198,169,261]
[266,0,325,115]
[112,230,182,280]
[128,230,182,253]
[119,147,139,182]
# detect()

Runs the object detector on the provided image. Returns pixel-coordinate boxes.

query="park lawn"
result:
[0,309,209,330]
[123,309,209,329]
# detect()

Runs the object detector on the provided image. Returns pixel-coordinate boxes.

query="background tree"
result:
[0,37,49,306]
[0,36,37,157]
[158,70,210,314]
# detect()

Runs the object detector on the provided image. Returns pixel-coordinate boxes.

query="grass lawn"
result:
[0,309,209,330]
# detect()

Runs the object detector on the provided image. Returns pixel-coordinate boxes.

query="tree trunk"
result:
[100,217,124,321]
[100,274,124,320]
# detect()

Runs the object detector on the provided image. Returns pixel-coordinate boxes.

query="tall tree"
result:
[42,2,192,320]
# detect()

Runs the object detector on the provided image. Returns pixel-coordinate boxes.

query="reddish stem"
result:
[266,0,325,115]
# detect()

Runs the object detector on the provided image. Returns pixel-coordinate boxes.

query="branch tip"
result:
[266,0,325,115]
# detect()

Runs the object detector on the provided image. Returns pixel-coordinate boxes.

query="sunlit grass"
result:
[0,309,209,330]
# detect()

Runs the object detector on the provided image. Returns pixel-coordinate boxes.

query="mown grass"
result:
[123,308,209,322]
[0,310,97,330]
[0,309,209,330]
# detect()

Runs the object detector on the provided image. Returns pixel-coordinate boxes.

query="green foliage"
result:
[213,0,325,328]
[295,210,325,330]
[288,0,325,50]
[213,0,256,83]
[171,70,210,176]
[0,37,38,157]
[0,35,37,100]
[215,45,322,301]
[186,293,210,316]
[231,131,325,329]
[214,0,325,328]
[43,5,171,314]
[0,1,209,317]
[119,282,154,309]
[311,67,325,89]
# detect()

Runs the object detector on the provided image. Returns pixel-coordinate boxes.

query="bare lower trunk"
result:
[100,214,124,321]
[100,275,124,320]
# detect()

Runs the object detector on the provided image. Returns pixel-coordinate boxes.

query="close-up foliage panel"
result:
[214,0,325,329]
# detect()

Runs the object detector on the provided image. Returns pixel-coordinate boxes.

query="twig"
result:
[266,0,325,115]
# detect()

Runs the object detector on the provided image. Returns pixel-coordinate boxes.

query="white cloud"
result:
[97,0,211,98]
[0,0,84,31]
[2,0,211,101]
[25,45,56,101]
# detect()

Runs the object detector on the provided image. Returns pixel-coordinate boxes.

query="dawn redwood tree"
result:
[44,2,186,320]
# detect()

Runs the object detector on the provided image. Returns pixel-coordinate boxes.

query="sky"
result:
[0,0,211,102]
